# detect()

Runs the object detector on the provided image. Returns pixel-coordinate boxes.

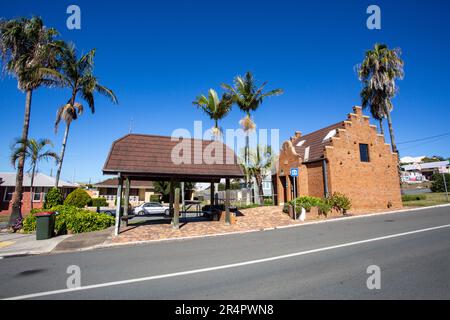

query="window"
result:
[33,187,43,202]
[359,143,370,162]
[3,187,14,202]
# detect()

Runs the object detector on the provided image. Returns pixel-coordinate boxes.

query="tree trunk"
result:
[385,110,398,154]
[30,165,36,211]
[9,90,32,227]
[256,174,264,204]
[379,119,384,136]
[55,122,71,187]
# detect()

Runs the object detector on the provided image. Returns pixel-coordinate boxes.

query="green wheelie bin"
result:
[35,211,56,240]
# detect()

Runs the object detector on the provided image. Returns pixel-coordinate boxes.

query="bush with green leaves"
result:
[88,197,108,207]
[402,194,427,201]
[44,187,64,209]
[328,192,352,214]
[290,196,322,213]
[64,188,92,208]
[430,173,450,193]
[23,205,114,234]
[150,194,161,203]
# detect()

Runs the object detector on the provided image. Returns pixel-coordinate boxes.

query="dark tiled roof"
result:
[292,122,345,162]
[94,178,154,188]
[103,134,244,179]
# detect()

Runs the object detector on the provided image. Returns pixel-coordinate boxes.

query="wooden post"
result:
[169,179,175,219]
[173,187,180,229]
[123,177,130,227]
[210,181,215,207]
[114,174,123,236]
[225,178,231,225]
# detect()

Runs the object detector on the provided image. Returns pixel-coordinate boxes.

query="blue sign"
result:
[290,168,298,177]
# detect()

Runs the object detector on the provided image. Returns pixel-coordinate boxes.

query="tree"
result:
[239,145,275,203]
[222,72,283,192]
[11,138,59,210]
[54,43,118,187]
[154,181,196,203]
[0,17,62,225]
[192,89,233,139]
[358,43,404,153]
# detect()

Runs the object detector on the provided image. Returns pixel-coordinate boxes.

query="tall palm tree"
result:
[11,138,59,210]
[0,17,61,225]
[222,72,283,194]
[54,43,118,187]
[239,145,275,204]
[361,86,385,135]
[192,89,233,139]
[358,43,404,153]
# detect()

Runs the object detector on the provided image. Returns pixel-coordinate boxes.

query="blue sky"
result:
[1,0,449,183]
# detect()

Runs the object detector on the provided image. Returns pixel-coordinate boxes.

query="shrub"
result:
[64,188,92,208]
[290,196,322,213]
[89,197,108,207]
[317,198,332,216]
[328,192,352,214]
[23,205,114,234]
[402,194,427,201]
[44,187,64,209]
[150,195,161,203]
[430,173,450,193]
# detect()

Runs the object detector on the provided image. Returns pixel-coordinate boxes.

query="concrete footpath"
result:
[0,232,71,258]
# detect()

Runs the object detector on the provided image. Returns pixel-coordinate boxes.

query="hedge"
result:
[23,205,115,234]
[64,188,92,208]
[89,197,108,207]
[430,173,450,193]
[44,188,64,209]
[402,194,427,201]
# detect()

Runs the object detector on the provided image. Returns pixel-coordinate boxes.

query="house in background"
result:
[93,178,155,206]
[0,172,78,215]
[275,106,402,211]
[401,160,449,183]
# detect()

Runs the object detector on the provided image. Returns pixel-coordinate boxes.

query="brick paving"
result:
[108,205,396,244]
[110,206,301,243]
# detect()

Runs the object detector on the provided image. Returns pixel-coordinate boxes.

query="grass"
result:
[402,192,450,207]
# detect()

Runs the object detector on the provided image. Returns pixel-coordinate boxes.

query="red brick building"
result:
[0,172,78,216]
[275,106,402,211]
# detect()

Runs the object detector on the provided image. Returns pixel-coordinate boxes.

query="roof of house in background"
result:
[0,172,78,188]
[401,160,449,171]
[291,122,345,162]
[94,178,154,189]
[103,134,244,181]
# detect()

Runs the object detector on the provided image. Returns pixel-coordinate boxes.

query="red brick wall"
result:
[276,106,402,211]
[0,186,44,216]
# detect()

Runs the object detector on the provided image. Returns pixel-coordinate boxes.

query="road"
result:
[1,205,450,300]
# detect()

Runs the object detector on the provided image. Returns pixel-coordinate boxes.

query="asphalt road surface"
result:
[1,205,450,300]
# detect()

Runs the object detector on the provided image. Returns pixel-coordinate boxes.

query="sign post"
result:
[290,168,299,220]
[439,167,449,202]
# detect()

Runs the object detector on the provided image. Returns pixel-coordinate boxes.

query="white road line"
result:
[4,223,450,300]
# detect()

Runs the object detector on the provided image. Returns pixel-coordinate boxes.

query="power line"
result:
[397,132,450,145]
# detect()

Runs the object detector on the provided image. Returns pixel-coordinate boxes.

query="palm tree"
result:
[192,89,233,139]
[54,43,118,187]
[222,72,283,196]
[11,138,59,210]
[358,43,404,153]
[0,17,61,225]
[239,145,275,204]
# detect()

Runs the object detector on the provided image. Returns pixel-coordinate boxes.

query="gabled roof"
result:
[103,134,244,181]
[94,178,154,189]
[0,172,78,188]
[292,122,345,162]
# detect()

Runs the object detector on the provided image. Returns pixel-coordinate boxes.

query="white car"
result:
[133,202,170,216]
